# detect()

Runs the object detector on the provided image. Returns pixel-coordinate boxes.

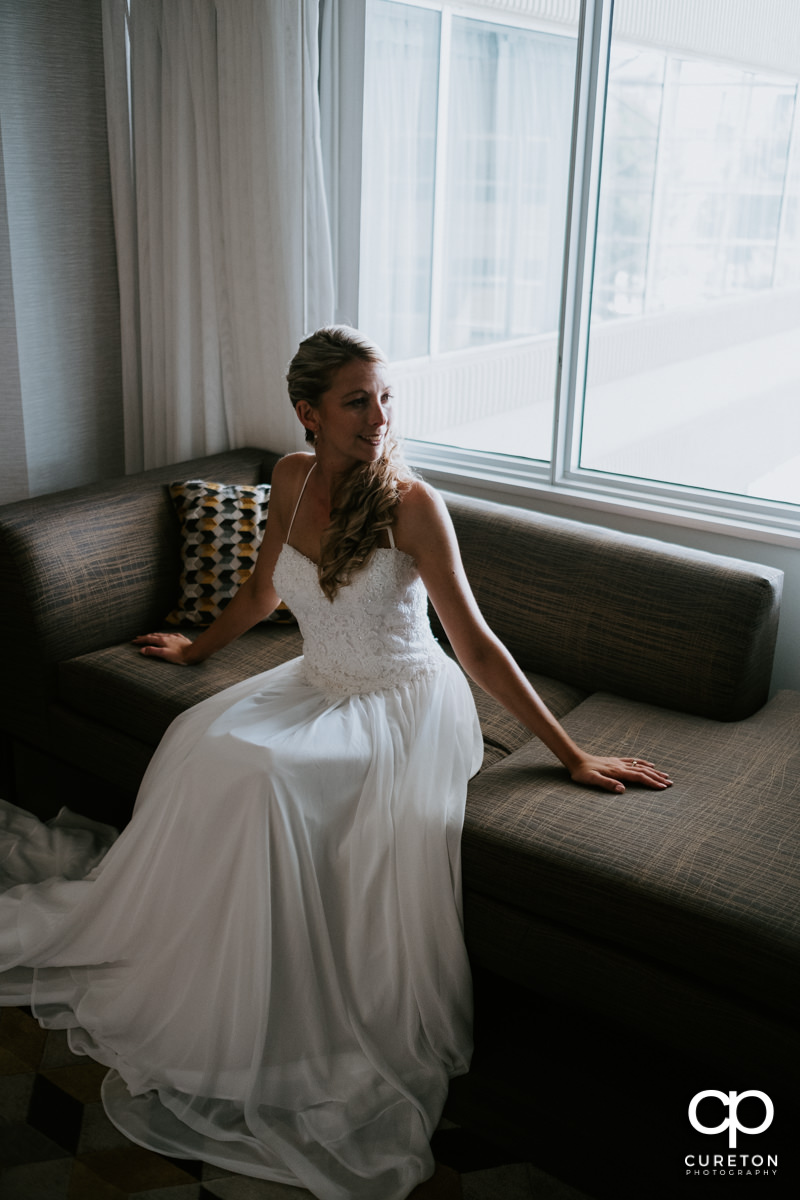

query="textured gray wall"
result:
[0,0,123,502]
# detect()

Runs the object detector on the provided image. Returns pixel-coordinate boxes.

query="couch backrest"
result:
[0,448,279,738]
[0,450,783,736]
[440,492,783,721]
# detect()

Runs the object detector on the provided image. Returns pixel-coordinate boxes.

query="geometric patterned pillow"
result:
[165,479,272,626]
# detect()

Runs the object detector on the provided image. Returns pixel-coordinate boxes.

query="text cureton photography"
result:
[685,1154,779,1178]
[681,1089,785,1189]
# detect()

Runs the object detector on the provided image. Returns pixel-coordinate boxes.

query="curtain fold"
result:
[102,0,144,473]
[103,0,334,472]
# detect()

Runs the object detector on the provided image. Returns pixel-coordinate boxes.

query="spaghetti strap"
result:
[286,461,316,544]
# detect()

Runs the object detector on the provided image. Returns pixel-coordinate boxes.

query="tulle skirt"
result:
[0,655,483,1199]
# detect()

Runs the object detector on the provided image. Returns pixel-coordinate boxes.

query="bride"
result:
[0,326,671,1200]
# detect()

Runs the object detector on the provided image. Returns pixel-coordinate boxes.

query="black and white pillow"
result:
[166,479,274,626]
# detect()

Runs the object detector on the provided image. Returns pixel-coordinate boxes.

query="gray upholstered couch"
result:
[2,446,798,1092]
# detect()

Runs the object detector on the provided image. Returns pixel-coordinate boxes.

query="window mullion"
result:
[551,0,613,485]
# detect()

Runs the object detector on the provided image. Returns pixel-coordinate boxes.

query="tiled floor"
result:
[0,1007,592,1200]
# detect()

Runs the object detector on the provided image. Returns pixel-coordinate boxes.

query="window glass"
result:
[361,1,800,512]
[361,1,440,362]
[581,14,800,505]
[441,18,574,352]
[592,49,665,321]
[360,1,577,461]
[774,87,800,288]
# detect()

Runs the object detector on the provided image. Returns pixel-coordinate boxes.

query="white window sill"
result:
[407,442,800,550]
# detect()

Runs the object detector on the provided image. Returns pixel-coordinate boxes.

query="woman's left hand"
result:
[570,756,672,793]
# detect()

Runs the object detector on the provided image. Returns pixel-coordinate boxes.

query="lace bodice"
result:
[272,543,446,698]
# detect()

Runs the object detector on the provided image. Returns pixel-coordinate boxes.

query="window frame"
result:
[330,0,800,548]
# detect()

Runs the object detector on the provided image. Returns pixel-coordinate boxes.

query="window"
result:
[361,0,577,462]
[582,47,800,504]
[355,0,800,531]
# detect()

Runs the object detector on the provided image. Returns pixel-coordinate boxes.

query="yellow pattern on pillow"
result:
[166,479,281,626]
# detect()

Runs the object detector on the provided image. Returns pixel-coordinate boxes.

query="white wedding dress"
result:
[0,510,483,1198]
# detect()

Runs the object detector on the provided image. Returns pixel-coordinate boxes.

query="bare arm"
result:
[133,455,307,665]
[396,483,672,794]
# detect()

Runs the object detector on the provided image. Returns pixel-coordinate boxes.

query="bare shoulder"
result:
[267,453,315,527]
[271,451,315,486]
[398,477,447,517]
[394,478,456,556]
[270,452,315,493]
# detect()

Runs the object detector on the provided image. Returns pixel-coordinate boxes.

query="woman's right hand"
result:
[132,632,196,665]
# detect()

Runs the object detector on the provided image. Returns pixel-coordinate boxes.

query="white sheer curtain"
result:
[102,0,334,472]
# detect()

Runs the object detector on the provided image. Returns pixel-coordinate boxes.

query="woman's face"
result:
[302,359,393,469]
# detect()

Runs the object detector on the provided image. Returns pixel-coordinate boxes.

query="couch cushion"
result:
[58,625,305,747]
[462,689,800,1021]
[440,644,586,768]
[60,633,587,771]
